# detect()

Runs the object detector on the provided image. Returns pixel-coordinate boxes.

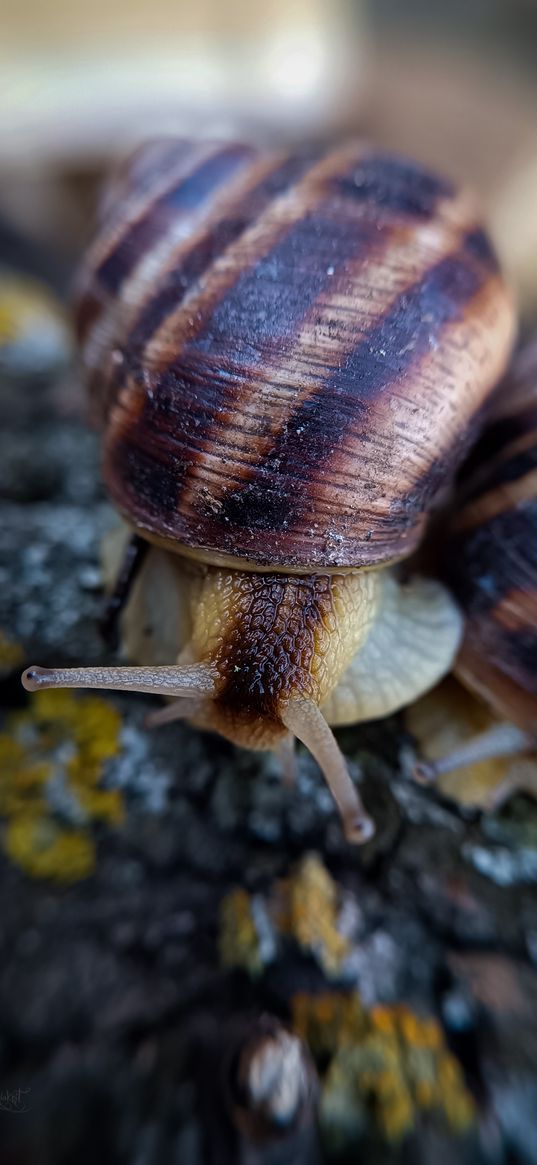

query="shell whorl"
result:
[76,137,515,571]
[444,358,537,733]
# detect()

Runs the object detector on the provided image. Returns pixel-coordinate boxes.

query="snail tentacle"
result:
[413,721,533,785]
[281,697,374,844]
[21,663,218,699]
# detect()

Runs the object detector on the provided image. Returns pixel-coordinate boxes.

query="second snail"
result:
[411,338,537,805]
[22,138,518,842]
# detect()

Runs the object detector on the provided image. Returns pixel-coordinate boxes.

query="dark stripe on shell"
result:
[183,187,394,357]
[498,627,537,685]
[465,620,537,705]
[111,439,181,519]
[76,141,197,343]
[93,140,197,240]
[75,291,101,344]
[103,140,195,216]
[463,227,501,272]
[214,230,490,535]
[330,152,454,218]
[124,148,322,356]
[445,501,537,616]
[95,145,253,297]
[462,622,537,715]
[108,166,410,522]
[462,435,537,505]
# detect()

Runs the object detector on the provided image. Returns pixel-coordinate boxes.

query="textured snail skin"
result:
[22,139,518,841]
[185,566,376,749]
[76,137,515,572]
[114,537,463,750]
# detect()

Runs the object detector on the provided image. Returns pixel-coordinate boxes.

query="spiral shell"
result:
[76,138,515,571]
[444,352,537,733]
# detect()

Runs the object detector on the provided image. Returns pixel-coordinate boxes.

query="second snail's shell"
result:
[76,138,515,571]
[444,350,537,734]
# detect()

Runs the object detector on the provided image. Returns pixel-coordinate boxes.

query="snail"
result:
[413,338,537,802]
[21,138,515,842]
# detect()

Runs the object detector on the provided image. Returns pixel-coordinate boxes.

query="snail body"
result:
[22,138,515,841]
[113,543,465,748]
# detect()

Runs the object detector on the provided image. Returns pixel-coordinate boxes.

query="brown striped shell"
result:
[75,137,515,571]
[442,344,537,735]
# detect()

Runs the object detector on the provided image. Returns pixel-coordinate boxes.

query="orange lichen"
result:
[0,689,123,881]
[291,992,475,1145]
[220,861,475,1145]
[293,991,367,1060]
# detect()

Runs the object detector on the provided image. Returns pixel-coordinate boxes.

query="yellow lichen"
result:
[219,854,349,979]
[5,813,95,881]
[0,689,124,881]
[0,630,25,672]
[220,865,475,1145]
[32,688,121,767]
[291,992,475,1146]
[219,887,264,976]
[0,735,50,817]
[0,274,70,367]
[274,854,349,976]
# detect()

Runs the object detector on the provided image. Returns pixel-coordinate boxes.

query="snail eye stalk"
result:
[21,663,217,699]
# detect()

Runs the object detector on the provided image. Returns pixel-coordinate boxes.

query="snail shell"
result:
[443,347,537,734]
[76,137,514,571]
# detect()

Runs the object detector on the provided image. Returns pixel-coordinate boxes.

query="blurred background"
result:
[1,4,537,1165]
[1,1,535,305]
[1,0,537,307]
